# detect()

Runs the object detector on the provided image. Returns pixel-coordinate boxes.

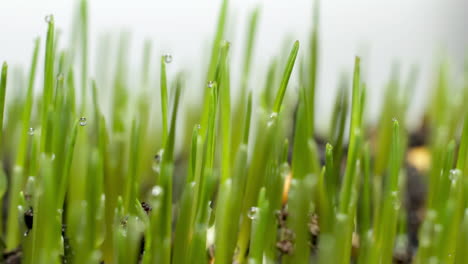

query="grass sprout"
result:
[0,0,466,264]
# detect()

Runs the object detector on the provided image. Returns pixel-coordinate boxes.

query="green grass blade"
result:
[160,55,169,145]
[248,188,269,264]
[219,42,232,182]
[272,40,299,114]
[16,38,40,167]
[79,0,89,112]
[242,90,253,145]
[456,113,468,172]
[282,174,315,264]
[376,120,402,264]
[339,56,361,214]
[0,62,8,149]
[215,179,235,263]
[40,15,56,154]
[172,182,197,264]
[307,2,319,134]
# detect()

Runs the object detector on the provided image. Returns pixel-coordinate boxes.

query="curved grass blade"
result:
[272,40,300,114]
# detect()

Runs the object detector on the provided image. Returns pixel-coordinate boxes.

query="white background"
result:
[0,0,467,130]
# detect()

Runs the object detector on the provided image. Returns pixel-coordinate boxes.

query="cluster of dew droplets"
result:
[164,54,173,64]
[152,149,164,173]
[207,81,215,89]
[28,127,35,136]
[79,117,87,126]
[449,169,461,187]
[248,207,259,220]
[391,191,401,210]
[44,14,53,23]
[267,112,278,127]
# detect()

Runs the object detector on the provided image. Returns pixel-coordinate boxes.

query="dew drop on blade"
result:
[267,112,278,127]
[449,169,461,184]
[248,207,258,220]
[151,186,163,197]
[28,127,34,136]
[152,149,164,173]
[44,14,53,23]
[164,54,173,64]
[207,81,214,89]
[79,117,87,126]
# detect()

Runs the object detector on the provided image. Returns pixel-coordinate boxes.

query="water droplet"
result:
[248,207,258,220]
[152,164,160,173]
[196,124,201,130]
[154,149,164,162]
[154,154,161,163]
[79,117,87,126]
[57,73,64,81]
[449,169,461,185]
[207,81,215,89]
[44,14,53,23]
[164,54,173,64]
[151,186,163,197]
[152,149,164,173]
[267,112,278,127]
[336,213,348,222]
[28,127,35,136]
[390,191,400,209]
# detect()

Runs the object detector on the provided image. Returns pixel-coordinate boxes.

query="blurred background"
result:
[0,0,467,132]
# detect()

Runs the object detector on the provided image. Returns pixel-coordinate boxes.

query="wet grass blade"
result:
[199,0,228,136]
[248,188,269,264]
[172,182,197,264]
[282,174,315,264]
[456,113,468,172]
[40,15,56,154]
[0,62,7,151]
[374,120,402,264]
[79,0,89,111]
[214,179,235,263]
[16,38,40,168]
[160,55,169,145]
